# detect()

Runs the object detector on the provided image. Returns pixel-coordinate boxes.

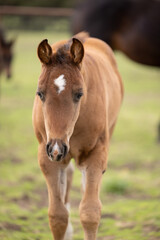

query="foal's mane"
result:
[53,32,89,65]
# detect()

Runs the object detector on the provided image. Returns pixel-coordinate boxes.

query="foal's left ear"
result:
[70,38,84,65]
[37,39,52,64]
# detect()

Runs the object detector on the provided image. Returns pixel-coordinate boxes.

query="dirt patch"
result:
[18,216,28,221]
[0,155,22,164]
[10,186,48,210]
[143,223,160,240]
[0,222,22,231]
[11,194,31,210]
[143,223,160,234]
[11,157,22,164]
[101,213,119,220]
[20,175,35,182]
[116,221,135,229]
[33,187,48,208]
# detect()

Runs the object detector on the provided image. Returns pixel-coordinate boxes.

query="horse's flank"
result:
[72,0,160,67]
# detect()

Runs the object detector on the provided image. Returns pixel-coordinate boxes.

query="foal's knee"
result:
[48,206,69,239]
[79,200,101,230]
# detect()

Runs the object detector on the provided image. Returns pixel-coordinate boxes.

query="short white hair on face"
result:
[54,74,66,94]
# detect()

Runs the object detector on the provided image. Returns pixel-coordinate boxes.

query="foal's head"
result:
[37,38,84,161]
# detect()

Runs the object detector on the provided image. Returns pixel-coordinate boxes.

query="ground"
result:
[0,30,160,240]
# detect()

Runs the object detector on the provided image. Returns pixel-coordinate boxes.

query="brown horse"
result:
[32,32,123,240]
[0,29,14,79]
[72,0,160,67]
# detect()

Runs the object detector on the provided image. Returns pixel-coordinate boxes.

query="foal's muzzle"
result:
[46,139,68,162]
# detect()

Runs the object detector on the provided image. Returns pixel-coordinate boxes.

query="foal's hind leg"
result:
[79,143,107,240]
[38,143,71,240]
[65,162,74,205]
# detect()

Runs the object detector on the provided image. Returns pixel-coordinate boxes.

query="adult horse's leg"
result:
[79,142,107,240]
[38,143,70,240]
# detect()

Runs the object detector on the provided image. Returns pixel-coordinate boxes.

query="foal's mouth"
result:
[46,139,68,162]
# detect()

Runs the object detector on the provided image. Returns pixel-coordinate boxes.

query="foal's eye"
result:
[73,91,83,103]
[37,91,45,101]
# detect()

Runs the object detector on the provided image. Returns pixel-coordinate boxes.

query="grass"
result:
[0,29,160,240]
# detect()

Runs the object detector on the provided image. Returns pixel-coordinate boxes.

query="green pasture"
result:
[0,30,160,240]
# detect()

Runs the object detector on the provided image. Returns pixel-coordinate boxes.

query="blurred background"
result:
[0,1,160,240]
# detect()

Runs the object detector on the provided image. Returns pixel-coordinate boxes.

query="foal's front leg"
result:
[79,144,107,240]
[38,143,70,240]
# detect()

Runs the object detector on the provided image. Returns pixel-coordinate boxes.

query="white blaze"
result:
[54,74,66,94]
[52,142,60,154]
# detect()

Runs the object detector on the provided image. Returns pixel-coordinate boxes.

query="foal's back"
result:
[69,34,123,160]
[77,35,123,129]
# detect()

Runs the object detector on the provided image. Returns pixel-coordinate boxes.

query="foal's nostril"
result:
[46,143,49,156]
[62,143,68,158]
[56,154,63,161]
[46,142,52,157]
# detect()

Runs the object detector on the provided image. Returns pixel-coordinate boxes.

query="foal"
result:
[32,32,123,240]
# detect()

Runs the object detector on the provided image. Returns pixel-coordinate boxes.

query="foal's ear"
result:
[70,38,84,65]
[37,39,52,64]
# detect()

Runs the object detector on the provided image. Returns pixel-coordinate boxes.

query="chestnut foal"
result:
[32,32,123,240]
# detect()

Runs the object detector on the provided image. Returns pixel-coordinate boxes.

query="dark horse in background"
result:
[0,28,14,79]
[72,0,160,142]
[72,0,160,67]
